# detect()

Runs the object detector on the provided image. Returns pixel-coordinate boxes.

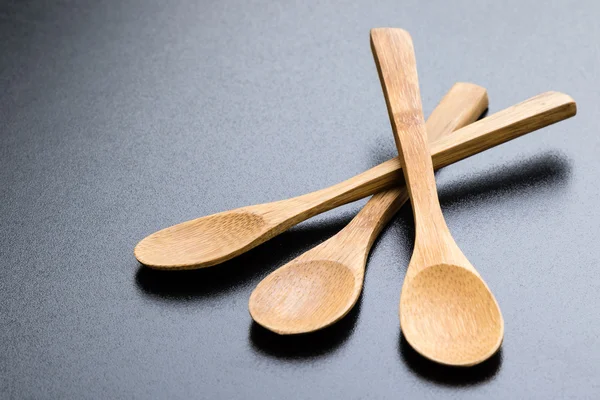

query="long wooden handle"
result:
[370,28,446,240]
[426,82,488,144]
[430,91,575,168]
[345,83,488,248]
[283,91,575,225]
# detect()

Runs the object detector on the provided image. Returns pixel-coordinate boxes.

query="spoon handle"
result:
[371,27,450,247]
[342,84,488,250]
[278,91,575,226]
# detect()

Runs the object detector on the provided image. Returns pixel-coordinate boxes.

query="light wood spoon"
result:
[135,90,574,270]
[372,27,506,366]
[249,83,488,334]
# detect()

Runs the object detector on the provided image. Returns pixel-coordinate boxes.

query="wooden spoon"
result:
[249,82,488,334]
[135,90,574,270]
[372,27,506,366]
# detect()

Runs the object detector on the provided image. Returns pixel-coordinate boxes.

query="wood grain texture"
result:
[249,83,488,335]
[135,96,576,270]
[371,27,503,367]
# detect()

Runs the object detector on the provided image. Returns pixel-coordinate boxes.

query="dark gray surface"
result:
[1,0,598,398]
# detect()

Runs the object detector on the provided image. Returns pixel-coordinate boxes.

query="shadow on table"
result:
[389,151,572,258]
[437,151,572,210]
[399,334,502,386]
[135,212,355,300]
[249,297,361,360]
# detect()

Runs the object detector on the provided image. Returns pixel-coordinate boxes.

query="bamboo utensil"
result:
[249,83,488,334]
[135,91,575,270]
[372,27,504,366]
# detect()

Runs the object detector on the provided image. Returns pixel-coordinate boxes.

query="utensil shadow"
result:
[134,213,355,300]
[399,334,502,386]
[391,150,572,253]
[438,151,572,210]
[249,297,361,360]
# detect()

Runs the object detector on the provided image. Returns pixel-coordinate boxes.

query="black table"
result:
[1,1,598,398]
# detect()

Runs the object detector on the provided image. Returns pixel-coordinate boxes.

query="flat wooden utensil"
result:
[135,91,575,270]
[372,27,505,366]
[249,83,488,334]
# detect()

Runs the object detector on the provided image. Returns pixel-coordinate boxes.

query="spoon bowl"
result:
[400,264,503,366]
[134,211,269,269]
[250,260,360,334]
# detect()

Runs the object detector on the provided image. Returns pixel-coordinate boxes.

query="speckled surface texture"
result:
[0,0,598,398]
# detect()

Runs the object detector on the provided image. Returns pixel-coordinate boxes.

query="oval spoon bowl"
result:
[249,260,361,335]
[400,264,504,366]
[134,211,269,269]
